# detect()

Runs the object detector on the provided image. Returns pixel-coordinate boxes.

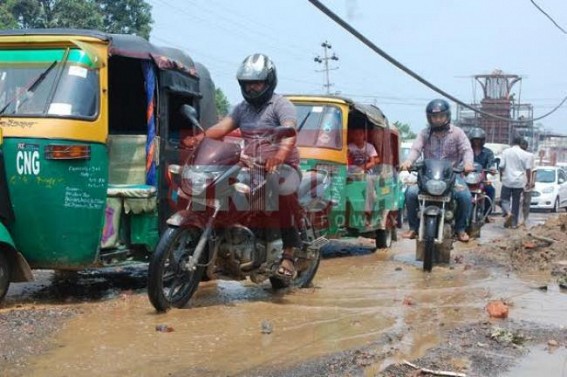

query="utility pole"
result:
[314,41,339,94]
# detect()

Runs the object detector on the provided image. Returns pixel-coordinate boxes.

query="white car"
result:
[530,167,567,212]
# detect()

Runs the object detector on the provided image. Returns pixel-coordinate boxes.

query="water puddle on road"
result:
[19,220,567,376]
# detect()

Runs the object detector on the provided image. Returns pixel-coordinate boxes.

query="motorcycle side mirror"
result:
[180,104,204,133]
[410,160,424,172]
[493,157,501,170]
[272,126,297,141]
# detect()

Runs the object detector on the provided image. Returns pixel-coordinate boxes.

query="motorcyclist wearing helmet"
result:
[183,53,301,279]
[399,99,474,242]
[469,127,496,221]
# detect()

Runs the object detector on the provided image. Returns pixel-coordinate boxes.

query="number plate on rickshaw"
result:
[418,194,451,202]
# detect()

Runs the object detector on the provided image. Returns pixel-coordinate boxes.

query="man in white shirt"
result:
[499,137,534,228]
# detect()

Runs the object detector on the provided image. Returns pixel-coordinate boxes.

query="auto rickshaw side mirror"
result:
[180,104,204,132]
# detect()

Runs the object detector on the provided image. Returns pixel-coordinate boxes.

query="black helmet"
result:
[468,127,486,141]
[236,53,277,107]
[426,99,451,129]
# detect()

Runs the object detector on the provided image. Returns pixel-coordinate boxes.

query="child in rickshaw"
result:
[347,128,380,225]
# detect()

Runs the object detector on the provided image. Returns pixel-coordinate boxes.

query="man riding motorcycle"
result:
[400,99,474,242]
[468,127,496,221]
[183,53,301,279]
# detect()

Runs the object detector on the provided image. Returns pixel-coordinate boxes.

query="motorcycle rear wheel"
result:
[423,216,438,272]
[0,252,10,301]
[147,226,206,312]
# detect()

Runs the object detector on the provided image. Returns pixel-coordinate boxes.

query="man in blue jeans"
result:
[399,99,474,242]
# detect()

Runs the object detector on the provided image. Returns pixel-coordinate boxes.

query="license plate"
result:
[418,194,451,202]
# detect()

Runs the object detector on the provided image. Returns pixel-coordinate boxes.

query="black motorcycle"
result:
[147,106,332,312]
[412,159,460,272]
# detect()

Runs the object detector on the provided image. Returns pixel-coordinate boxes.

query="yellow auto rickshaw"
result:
[286,95,403,249]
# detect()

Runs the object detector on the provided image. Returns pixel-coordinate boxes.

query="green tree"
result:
[215,87,231,117]
[0,0,152,38]
[97,0,152,39]
[393,121,417,141]
[48,0,104,30]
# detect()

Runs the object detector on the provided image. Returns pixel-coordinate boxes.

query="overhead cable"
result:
[307,0,567,123]
[530,0,567,34]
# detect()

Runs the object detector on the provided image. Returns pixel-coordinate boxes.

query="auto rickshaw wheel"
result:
[0,252,11,301]
[375,228,393,249]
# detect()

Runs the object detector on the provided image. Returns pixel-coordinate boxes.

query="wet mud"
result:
[0,212,566,376]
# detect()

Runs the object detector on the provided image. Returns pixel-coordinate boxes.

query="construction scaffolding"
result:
[456,70,535,148]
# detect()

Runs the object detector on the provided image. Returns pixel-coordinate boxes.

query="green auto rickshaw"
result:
[286,95,403,249]
[0,29,217,301]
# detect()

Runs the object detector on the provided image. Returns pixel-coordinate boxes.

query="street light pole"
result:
[314,41,339,94]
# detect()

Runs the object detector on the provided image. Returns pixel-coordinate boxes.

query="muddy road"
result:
[1,212,567,377]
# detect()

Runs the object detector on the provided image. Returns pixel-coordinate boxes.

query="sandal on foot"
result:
[276,256,297,280]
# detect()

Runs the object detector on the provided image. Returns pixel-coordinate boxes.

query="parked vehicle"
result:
[485,142,508,207]
[411,159,460,272]
[285,95,402,249]
[147,107,331,312]
[530,166,567,212]
[464,162,492,238]
[0,29,217,301]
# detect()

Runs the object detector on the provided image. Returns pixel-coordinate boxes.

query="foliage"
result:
[215,87,231,117]
[392,121,417,141]
[0,0,152,39]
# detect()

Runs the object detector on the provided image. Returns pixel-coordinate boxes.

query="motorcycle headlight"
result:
[181,167,221,196]
[542,187,554,194]
[464,172,481,185]
[425,179,447,196]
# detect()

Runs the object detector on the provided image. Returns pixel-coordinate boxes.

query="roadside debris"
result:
[402,359,466,377]
[490,326,527,346]
[486,300,509,319]
[155,324,174,332]
[261,319,273,334]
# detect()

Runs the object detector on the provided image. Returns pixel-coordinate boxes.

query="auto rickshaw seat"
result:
[107,134,148,185]
[104,135,157,226]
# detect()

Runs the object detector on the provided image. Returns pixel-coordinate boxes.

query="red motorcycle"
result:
[147,106,332,312]
[464,163,493,238]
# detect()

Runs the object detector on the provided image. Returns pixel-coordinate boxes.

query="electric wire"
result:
[308,0,567,123]
[529,0,567,34]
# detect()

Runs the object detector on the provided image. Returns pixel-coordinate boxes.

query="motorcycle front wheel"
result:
[147,226,206,312]
[423,216,438,272]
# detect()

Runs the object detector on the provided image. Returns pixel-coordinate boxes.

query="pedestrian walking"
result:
[499,137,534,228]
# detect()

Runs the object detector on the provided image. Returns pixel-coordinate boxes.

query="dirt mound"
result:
[475,214,567,279]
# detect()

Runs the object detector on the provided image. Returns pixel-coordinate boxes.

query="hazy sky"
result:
[147,0,567,134]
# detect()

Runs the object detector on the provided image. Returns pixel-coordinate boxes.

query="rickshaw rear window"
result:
[0,48,99,119]
[295,104,342,150]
